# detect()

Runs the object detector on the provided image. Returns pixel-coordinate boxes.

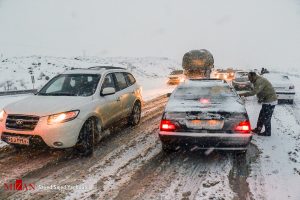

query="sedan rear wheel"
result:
[234,149,247,159]
[76,119,95,157]
[162,142,176,153]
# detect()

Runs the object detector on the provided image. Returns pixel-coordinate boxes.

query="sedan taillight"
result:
[235,121,251,133]
[160,120,176,131]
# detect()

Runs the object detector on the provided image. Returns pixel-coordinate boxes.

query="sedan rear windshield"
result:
[173,86,236,100]
[38,74,101,96]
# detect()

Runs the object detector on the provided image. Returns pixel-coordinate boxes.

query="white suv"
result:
[0,66,143,156]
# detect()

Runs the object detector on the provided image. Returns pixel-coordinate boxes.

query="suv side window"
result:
[101,73,116,91]
[114,72,128,91]
[124,73,136,86]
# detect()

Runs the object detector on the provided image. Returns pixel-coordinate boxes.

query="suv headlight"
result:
[47,110,79,125]
[0,110,5,122]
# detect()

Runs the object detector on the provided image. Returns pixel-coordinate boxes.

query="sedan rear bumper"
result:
[159,131,252,150]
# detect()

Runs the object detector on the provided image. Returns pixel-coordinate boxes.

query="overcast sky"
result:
[0,0,299,68]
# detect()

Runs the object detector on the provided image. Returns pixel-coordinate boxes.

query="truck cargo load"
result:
[182,49,214,79]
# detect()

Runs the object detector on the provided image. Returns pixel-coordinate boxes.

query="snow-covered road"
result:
[0,72,299,200]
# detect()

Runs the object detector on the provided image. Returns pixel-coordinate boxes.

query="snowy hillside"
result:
[0,56,180,99]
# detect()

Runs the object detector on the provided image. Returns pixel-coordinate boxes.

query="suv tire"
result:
[128,101,141,126]
[76,119,95,156]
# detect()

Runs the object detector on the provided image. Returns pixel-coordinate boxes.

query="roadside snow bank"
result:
[245,96,300,200]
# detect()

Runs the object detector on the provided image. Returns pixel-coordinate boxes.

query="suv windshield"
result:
[38,74,101,96]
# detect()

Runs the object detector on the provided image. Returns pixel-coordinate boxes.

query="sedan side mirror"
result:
[101,87,116,96]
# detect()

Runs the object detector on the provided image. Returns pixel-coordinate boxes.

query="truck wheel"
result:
[128,102,141,126]
[76,119,95,156]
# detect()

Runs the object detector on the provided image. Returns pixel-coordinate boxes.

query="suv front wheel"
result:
[76,119,95,156]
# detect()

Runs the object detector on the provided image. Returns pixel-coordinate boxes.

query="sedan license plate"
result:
[186,120,224,130]
[7,136,29,145]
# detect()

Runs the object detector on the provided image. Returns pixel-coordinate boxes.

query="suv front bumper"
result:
[0,117,84,148]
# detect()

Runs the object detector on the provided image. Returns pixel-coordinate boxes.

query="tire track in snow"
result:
[248,103,300,200]
[1,95,168,200]
[115,150,236,200]
[66,128,161,200]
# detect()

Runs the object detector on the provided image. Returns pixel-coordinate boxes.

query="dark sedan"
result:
[159,79,252,153]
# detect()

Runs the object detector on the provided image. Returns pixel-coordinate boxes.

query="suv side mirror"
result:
[101,87,116,96]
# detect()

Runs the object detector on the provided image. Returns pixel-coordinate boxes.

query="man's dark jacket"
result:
[243,76,277,103]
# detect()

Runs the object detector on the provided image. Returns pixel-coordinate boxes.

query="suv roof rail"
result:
[69,66,126,71]
[70,67,87,70]
[88,66,126,70]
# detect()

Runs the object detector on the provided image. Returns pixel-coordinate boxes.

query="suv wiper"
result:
[38,92,75,96]
[37,92,50,96]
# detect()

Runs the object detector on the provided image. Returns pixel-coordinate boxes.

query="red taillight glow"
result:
[235,121,251,133]
[160,120,176,131]
[199,98,210,104]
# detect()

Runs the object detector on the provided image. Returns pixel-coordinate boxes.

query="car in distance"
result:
[167,70,185,85]
[212,69,229,81]
[0,66,143,156]
[232,71,252,91]
[159,79,252,153]
[211,68,235,81]
[262,73,295,104]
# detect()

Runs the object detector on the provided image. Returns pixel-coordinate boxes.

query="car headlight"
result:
[47,110,79,125]
[0,110,5,122]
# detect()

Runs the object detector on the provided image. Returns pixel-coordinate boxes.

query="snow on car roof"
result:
[179,79,227,88]
[166,80,246,113]
[165,98,245,113]
[62,69,104,74]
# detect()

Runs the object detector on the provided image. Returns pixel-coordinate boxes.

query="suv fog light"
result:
[53,142,63,147]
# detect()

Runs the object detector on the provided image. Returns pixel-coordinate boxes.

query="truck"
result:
[182,49,214,79]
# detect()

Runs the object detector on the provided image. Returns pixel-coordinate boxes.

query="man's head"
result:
[248,72,257,83]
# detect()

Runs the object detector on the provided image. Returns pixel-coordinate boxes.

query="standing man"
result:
[240,72,277,136]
